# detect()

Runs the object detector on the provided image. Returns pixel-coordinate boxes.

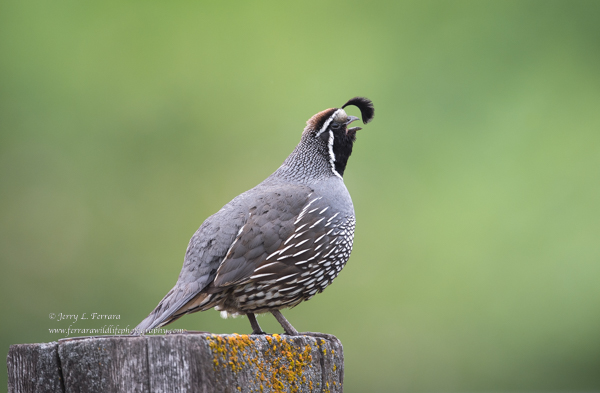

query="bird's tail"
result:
[130,284,208,335]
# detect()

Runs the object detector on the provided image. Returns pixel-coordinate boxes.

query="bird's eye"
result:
[330,122,341,130]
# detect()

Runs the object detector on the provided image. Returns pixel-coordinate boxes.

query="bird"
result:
[132,97,374,336]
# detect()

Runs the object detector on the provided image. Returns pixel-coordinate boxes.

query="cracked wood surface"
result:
[7,333,343,393]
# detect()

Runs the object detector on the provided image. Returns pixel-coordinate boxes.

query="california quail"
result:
[133,97,374,336]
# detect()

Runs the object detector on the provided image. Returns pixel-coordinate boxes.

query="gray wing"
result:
[212,184,350,292]
[132,193,250,334]
[212,184,314,286]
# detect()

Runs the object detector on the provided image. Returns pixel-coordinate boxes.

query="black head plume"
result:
[342,97,374,124]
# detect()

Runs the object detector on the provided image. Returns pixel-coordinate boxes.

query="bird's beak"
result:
[345,116,361,133]
[345,116,360,125]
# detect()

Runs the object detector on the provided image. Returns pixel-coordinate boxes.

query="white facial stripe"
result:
[328,130,343,179]
[315,109,343,137]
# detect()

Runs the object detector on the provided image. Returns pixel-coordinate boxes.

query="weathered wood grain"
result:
[7,333,344,393]
[7,342,63,393]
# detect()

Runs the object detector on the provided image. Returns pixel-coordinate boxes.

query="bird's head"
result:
[302,97,374,178]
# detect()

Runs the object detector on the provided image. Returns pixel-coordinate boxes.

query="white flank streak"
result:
[294,213,306,225]
[279,286,298,292]
[277,255,292,261]
[294,239,310,248]
[279,244,294,254]
[250,273,274,279]
[315,109,342,137]
[328,130,343,179]
[295,260,310,265]
[295,223,308,232]
[327,212,340,222]
[293,249,310,257]
[266,250,281,260]
[224,223,246,259]
[308,208,319,213]
[309,218,325,228]
[294,230,308,238]
[276,274,297,282]
[297,276,313,283]
[314,244,323,251]
[286,288,304,296]
[283,233,296,246]
[326,228,334,235]
[294,197,322,224]
[315,234,326,243]
[254,262,279,271]
[215,224,247,282]
[224,239,238,260]
[319,207,329,214]
[307,251,322,261]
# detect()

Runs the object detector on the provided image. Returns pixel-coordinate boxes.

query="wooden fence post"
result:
[7,333,344,393]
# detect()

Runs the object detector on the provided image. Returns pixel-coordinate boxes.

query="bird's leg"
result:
[270,310,299,336]
[247,313,266,335]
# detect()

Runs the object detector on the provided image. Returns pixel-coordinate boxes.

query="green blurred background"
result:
[2,0,600,391]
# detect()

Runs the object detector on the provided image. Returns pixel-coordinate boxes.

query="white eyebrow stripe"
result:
[315,109,343,137]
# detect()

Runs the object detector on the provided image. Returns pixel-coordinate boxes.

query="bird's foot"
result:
[281,329,299,336]
[299,331,339,340]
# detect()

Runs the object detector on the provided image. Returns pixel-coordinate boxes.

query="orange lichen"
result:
[206,334,316,393]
